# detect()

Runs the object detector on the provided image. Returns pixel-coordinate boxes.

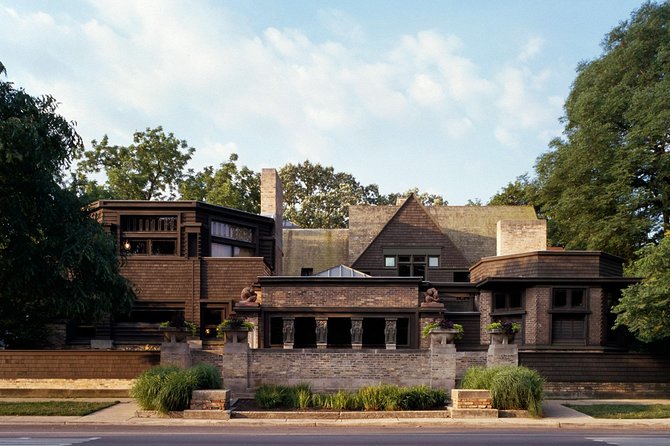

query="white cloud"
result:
[518,36,544,62]
[0,1,566,203]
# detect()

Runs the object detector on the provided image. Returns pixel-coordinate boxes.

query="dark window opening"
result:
[300,268,313,276]
[396,318,409,346]
[293,317,317,348]
[187,233,198,258]
[493,290,523,311]
[453,271,470,282]
[201,307,227,339]
[123,239,177,256]
[362,318,386,348]
[327,318,352,348]
[270,317,284,346]
[552,289,586,308]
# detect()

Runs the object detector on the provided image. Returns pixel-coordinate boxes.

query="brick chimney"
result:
[261,168,283,274]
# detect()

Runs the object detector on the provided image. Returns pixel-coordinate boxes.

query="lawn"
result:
[564,403,670,419]
[0,401,118,416]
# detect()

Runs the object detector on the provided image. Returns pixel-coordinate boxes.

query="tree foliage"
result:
[76,126,194,200]
[0,67,134,347]
[178,153,260,213]
[488,174,539,208]
[279,161,383,228]
[534,1,670,260]
[613,233,670,342]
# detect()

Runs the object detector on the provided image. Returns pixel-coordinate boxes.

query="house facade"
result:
[78,168,634,353]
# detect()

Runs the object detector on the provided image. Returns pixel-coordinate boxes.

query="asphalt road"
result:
[0,426,669,446]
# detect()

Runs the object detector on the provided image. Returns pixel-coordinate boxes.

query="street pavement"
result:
[0,398,669,429]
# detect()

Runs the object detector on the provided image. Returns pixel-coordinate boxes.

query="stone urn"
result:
[430,328,460,346]
[162,326,188,343]
[220,327,250,345]
[488,328,510,345]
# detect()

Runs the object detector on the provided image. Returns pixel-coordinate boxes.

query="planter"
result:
[429,328,460,345]
[221,328,250,344]
[488,329,515,344]
[162,327,188,343]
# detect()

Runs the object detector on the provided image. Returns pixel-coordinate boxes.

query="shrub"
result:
[398,385,448,410]
[490,366,544,417]
[459,366,505,390]
[131,363,222,413]
[459,365,545,417]
[131,366,180,411]
[188,363,222,390]
[254,384,289,409]
[291,383,313,410]
[156,370,199,413]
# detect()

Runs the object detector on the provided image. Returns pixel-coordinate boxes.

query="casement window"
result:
[383,248,441,280]
[493,290,523,311]
[121,215,178,256]
[210,220,255,257]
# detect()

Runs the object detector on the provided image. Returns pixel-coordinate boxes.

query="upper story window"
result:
[383,248,441,280]
[552,289,586,309]
[211,221,253,243]
[121,215,177,232]
[121,215,178,256]
[493,290,523,311]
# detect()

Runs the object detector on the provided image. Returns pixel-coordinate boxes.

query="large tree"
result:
[535,1,670,261]
[76,126,195,200]
[279,161,383,228]
[613,233,670,342]
[0,64,135,347]
[179,153,260,213]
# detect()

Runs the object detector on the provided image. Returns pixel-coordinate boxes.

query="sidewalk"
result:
[0,399,669,429]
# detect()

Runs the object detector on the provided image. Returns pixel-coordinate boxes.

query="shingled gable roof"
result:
[351,194,469,269]
[347,201,538,266]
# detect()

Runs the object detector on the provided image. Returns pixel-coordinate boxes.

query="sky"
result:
[0,0,650,204]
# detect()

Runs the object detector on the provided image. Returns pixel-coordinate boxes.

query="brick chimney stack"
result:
[261,168,283,274]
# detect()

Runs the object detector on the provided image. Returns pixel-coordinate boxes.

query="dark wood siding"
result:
[519,352,670,383]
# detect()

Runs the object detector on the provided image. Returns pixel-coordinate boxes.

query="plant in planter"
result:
[486,320,521,344]
[216,315,255,344]
[422,319,464,344]
[159,315,198,343]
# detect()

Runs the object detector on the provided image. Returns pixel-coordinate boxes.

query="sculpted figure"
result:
[240,284,257,303]
[424,288,440,303]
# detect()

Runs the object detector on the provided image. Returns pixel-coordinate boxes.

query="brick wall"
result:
[225,349,455,392]
[0,351,160,379]
[588,287,605,346]
[524,287,551,345]
[496,220,546,256]
[261,284,418,308]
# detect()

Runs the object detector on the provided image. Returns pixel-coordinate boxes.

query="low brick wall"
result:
[0,350,160,379]
[221,348,456,393]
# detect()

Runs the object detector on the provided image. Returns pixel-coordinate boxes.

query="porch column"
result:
[316,318,328,349]
[384,318,397,350]
[351,318,363,349]
[282,317,295,349]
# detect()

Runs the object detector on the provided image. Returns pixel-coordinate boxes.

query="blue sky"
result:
[0,0,648,204]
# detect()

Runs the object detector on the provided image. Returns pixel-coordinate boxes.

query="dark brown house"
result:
[84,195,280,344]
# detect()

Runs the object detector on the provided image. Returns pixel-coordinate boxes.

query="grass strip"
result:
[0,401,118,416]
[564,404,670,419]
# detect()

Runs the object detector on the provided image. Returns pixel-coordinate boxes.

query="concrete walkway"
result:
[0,399,669,429]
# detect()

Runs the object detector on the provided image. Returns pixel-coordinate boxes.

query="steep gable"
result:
[352,195,468,274]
